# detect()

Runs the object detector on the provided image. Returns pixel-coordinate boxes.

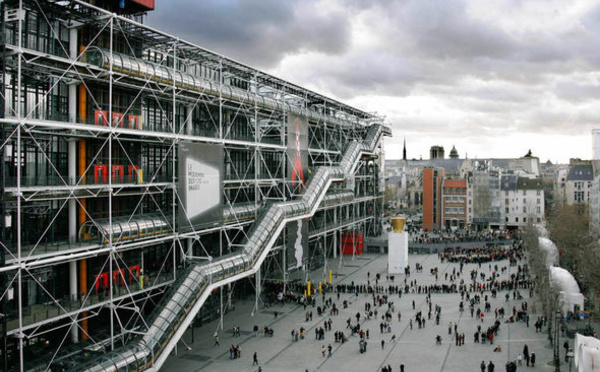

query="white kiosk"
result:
[388,216,408,274]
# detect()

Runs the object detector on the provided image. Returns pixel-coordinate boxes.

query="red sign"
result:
[130,0,155,10]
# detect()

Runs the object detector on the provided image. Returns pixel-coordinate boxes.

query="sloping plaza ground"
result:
[163,251,566,372]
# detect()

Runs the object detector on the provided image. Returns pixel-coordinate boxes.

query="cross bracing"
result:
[0,1,390,371]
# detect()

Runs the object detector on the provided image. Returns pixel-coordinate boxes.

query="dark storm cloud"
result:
[147,0,600,162]
[147,0,351,67]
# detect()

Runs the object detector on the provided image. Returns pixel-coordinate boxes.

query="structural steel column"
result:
[77,137,88,340]
[68,138,78,343]
[254,267,261,315]
[15,1,24,369]
[76,30,89,340]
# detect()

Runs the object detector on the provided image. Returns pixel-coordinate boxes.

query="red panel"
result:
[113,269,126,287]
[94,273,108,292]
[112,165,124,183]
[130,0,155,10]
[341,232,363,255]
[127,114,140,129]
[94,110,108,126]
[94,165,108,184]
[112,112,124,128]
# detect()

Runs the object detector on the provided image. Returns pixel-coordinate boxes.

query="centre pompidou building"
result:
[0,1,391,370]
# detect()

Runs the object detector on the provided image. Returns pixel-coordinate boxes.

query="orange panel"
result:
[422,169,434,231]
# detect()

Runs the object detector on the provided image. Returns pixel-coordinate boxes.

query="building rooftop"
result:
[566,164,594,181]
[443,179,466,188]
[517,177,544,190]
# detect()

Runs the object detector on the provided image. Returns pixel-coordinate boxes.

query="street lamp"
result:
[555,309,562,372]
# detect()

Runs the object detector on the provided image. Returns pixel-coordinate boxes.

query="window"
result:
[505,190,509,196]
[523,206,527,213]
[537,198,541,204]
[515,217,519,222]
[505,217,509,222]
[537,218,541,223]
[523,190,526,196]
[523,217,527,223]
[536,190,541,196]
[505,207,509,213]
[536,206,541,214]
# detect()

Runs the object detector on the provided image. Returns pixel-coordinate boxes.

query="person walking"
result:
[523,344,530,366]
[530,352,536,367]
[487,361,494,372]
[381,339,385,349]
[253,352,258,366]
[214,333,220,347]
[480,360,486,372]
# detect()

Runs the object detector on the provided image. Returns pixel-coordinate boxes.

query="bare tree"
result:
[547,203,600,316]
[547,204,592,274]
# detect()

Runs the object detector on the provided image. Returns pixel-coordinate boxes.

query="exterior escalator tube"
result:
[74,123,389,372]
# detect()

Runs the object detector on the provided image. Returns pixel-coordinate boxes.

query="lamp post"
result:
[566,349,574,372]
[555,309,561,372]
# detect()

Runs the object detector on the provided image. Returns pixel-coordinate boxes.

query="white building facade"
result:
[501,176,545,228]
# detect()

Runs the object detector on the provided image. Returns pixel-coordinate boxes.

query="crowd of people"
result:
[214,235,547,372]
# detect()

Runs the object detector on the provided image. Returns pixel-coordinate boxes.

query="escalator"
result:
[73,123,390,372]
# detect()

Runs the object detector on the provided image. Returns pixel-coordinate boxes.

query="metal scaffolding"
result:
[0,1,390,371]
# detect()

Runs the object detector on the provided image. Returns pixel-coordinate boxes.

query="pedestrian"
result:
[328,344,332,357]
[322,345,326,357]
[400,364,404,372]
[253,352,258,366]
[530,352,536,367]
[381,339,385,349]
[480,360,486,372]
[523,344,530,366]
[487,360,494,372]
[214,333,220,347]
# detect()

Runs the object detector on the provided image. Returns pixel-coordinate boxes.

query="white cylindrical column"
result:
[593,129,600,160]
[186,105,193,136]
[69,261,78,343]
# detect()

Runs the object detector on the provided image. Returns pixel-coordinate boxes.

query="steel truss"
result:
[0,1,390,371]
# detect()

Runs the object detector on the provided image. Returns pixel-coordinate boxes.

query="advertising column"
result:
[388,216,408,274]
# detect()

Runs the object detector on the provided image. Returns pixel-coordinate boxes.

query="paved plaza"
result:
[163,252,565,372]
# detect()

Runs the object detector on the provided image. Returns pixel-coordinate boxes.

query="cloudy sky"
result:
[148,0,600,164]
